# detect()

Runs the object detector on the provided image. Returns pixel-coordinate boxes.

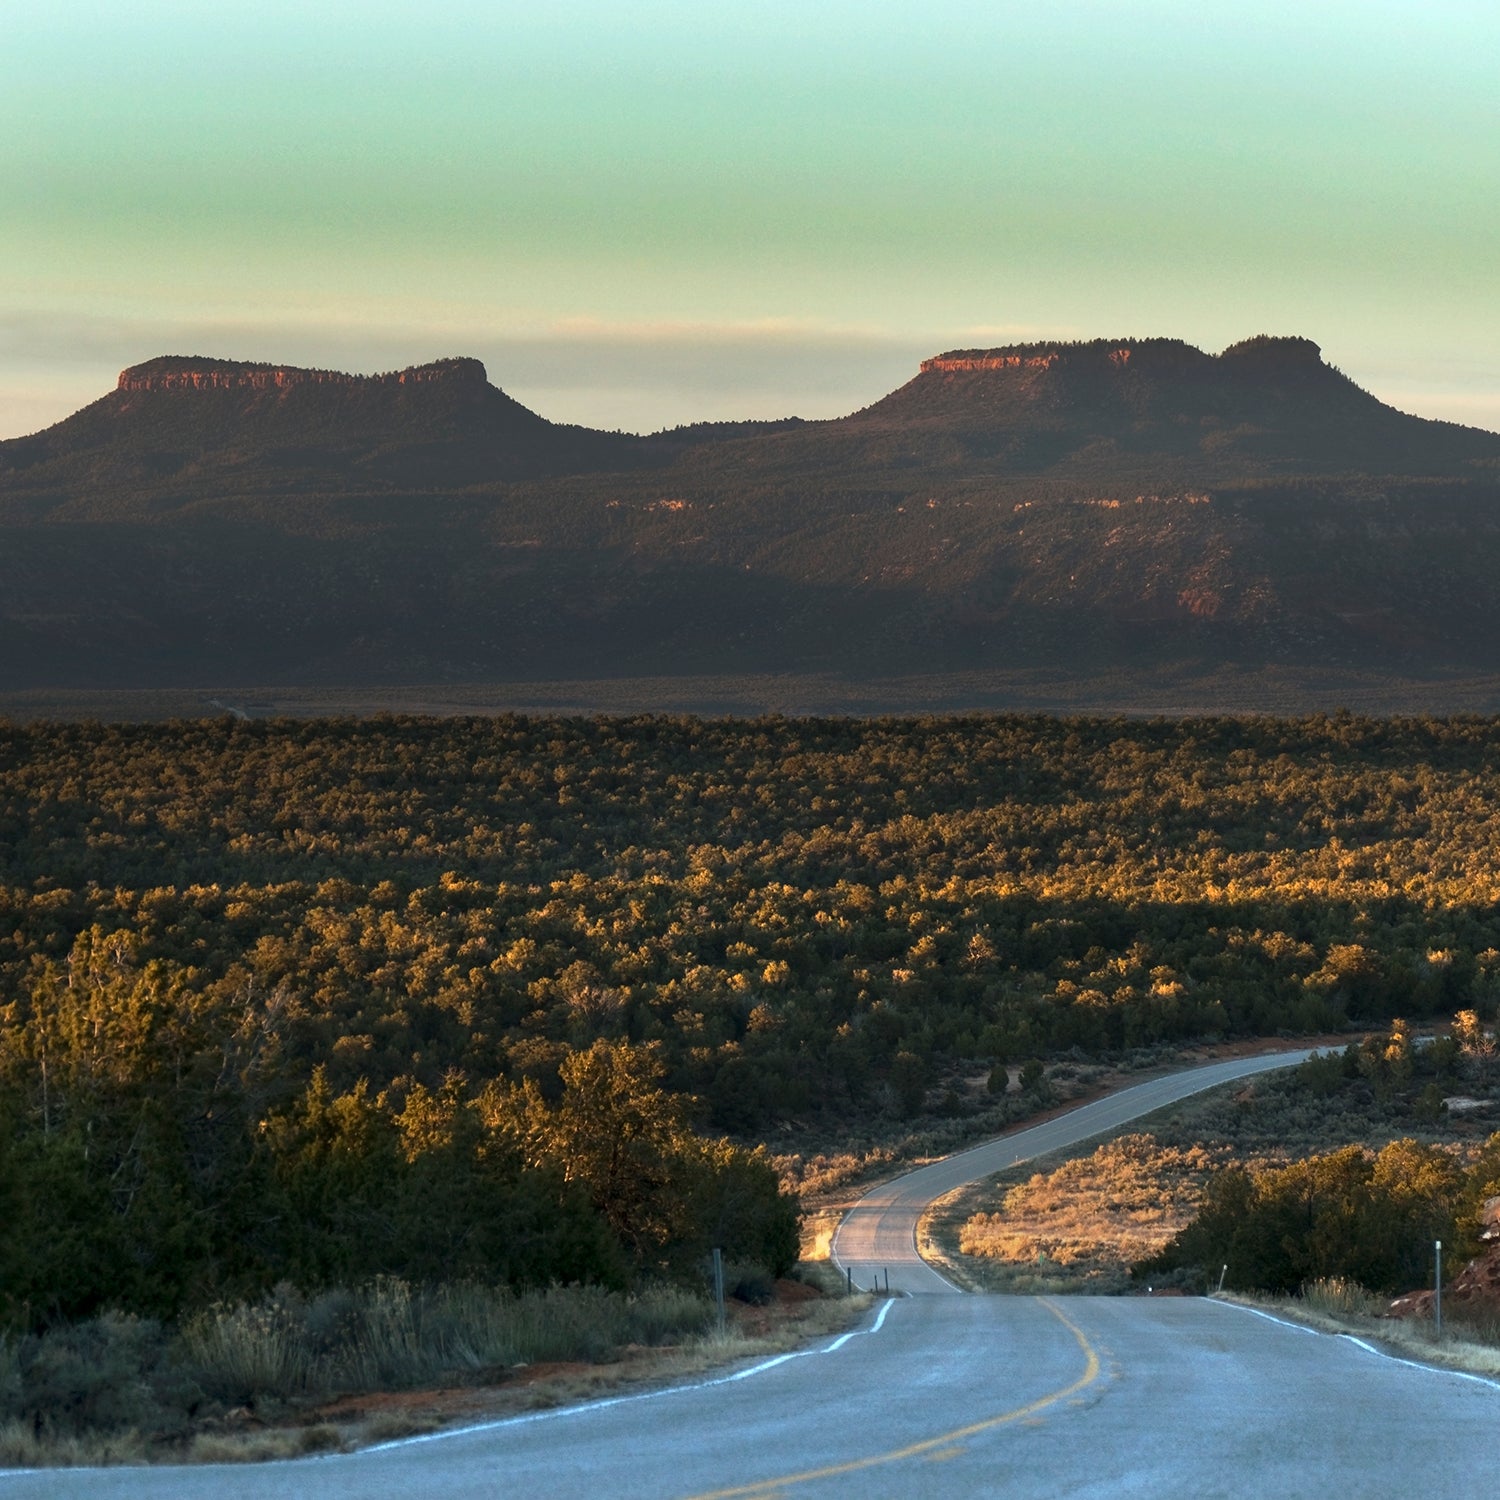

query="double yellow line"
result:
[683,1299,1104,1499]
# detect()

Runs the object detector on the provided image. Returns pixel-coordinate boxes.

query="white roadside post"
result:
[1434,1240,1442,1338]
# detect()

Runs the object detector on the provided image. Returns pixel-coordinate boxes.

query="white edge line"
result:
[0,1050,1326,1482]
[829,1201,959,1294]
[358,1296,900,1456]
[849,1050,1320,1203]
[907,1207,962,1293]
[832,1050,1317,1294]
[1213,1300,1320,1336]
[0,1300,901,1479]
[1214,1299,1500,1390]
[1339,1335,1500,1391]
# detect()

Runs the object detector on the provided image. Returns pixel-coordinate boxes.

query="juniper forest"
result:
[6,708,1500,1327]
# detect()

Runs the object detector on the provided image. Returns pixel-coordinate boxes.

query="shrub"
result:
[723,1262,776,1307]
[2,1312,202,1442]
[1299,1277,1380,1318]
[179,1288,313,1404]
[890,1052,929,1117]
[1140,1138,1463,1295]
[625,1286,716,1344]
[178,1280,715,1407]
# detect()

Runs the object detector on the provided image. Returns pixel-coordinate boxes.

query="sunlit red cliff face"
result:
[922,352,1068,372]
[2,336,1500,699]
[114,356,489,394]
[917,335,1325,380]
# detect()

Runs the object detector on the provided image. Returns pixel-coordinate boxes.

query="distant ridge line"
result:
[116,356,488,394]
[922,352,1068,372]
[918,336,1325,377]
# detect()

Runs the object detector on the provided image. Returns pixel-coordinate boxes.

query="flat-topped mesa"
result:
[922,352,1069,373]
[919,338,1213,378]
[848,332,1399,437]
[918,336,1328,380]
[116,356,489,394]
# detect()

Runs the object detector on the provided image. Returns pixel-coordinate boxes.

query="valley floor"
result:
[9,664,1500,722]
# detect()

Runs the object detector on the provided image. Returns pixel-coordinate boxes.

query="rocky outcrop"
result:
[116,356,488,394]
[1218,335,1324,368]
[1389,1195,1500,1319]
[921,353,1063,373]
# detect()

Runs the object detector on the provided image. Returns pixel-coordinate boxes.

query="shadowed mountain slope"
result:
[3,339,1499,700]
[0,355,644,496]
[694,336,1500,485]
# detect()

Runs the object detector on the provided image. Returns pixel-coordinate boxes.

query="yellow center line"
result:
[680,1299,1104,1500]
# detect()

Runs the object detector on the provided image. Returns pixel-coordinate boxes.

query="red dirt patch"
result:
[774,1278,820,1304]
[1391,1195,1500,1321]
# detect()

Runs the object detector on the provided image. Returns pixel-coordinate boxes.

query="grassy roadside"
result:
[0,1274,871,1467]
[274,1276,874,1464]
[1218,1284,1500,1383]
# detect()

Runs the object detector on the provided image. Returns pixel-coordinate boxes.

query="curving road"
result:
[9,1293,1500,1497]
[833,1048,1319,1294]
[27,1044,1493,1499]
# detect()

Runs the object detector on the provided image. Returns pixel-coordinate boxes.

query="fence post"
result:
[713,1246,725,1332]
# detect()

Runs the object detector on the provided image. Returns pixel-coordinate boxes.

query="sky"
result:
[3,0,1497,437]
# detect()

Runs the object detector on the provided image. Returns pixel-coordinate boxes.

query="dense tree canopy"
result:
[6,709,1500,1321]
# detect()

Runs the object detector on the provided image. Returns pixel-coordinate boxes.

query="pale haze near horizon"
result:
[2,0,1496,439]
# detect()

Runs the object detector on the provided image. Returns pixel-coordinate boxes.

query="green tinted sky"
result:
[3,0,1497,434]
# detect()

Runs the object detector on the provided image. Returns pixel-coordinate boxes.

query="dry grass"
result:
[1226,1288,1500,1382]
[695,1291,868,1358]
[179,1280,713,1408]
[0,1281,870,1468]
[930,1134,1234,1293]
[799,1208,843,1263]
[773,1147,902,1201]
[184,1424,345,1465]
[0,1422,148,1468]
[358,1410,446,1443]
[0,1277,867,1468]
[1,1280,720,1469]
[323,1282,871,1448]
[792,1262,853,1299]
[1296,1276,1384,1319]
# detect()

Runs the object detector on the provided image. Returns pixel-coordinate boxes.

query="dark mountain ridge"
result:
[837,335,1498,477]
[3,336,1499,702]
[0,354,643,492]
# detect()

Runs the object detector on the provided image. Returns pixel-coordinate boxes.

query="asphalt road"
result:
[10,1294,1499,1498]
[834,1048,1320,1294]
[23,1044,1492,1499]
